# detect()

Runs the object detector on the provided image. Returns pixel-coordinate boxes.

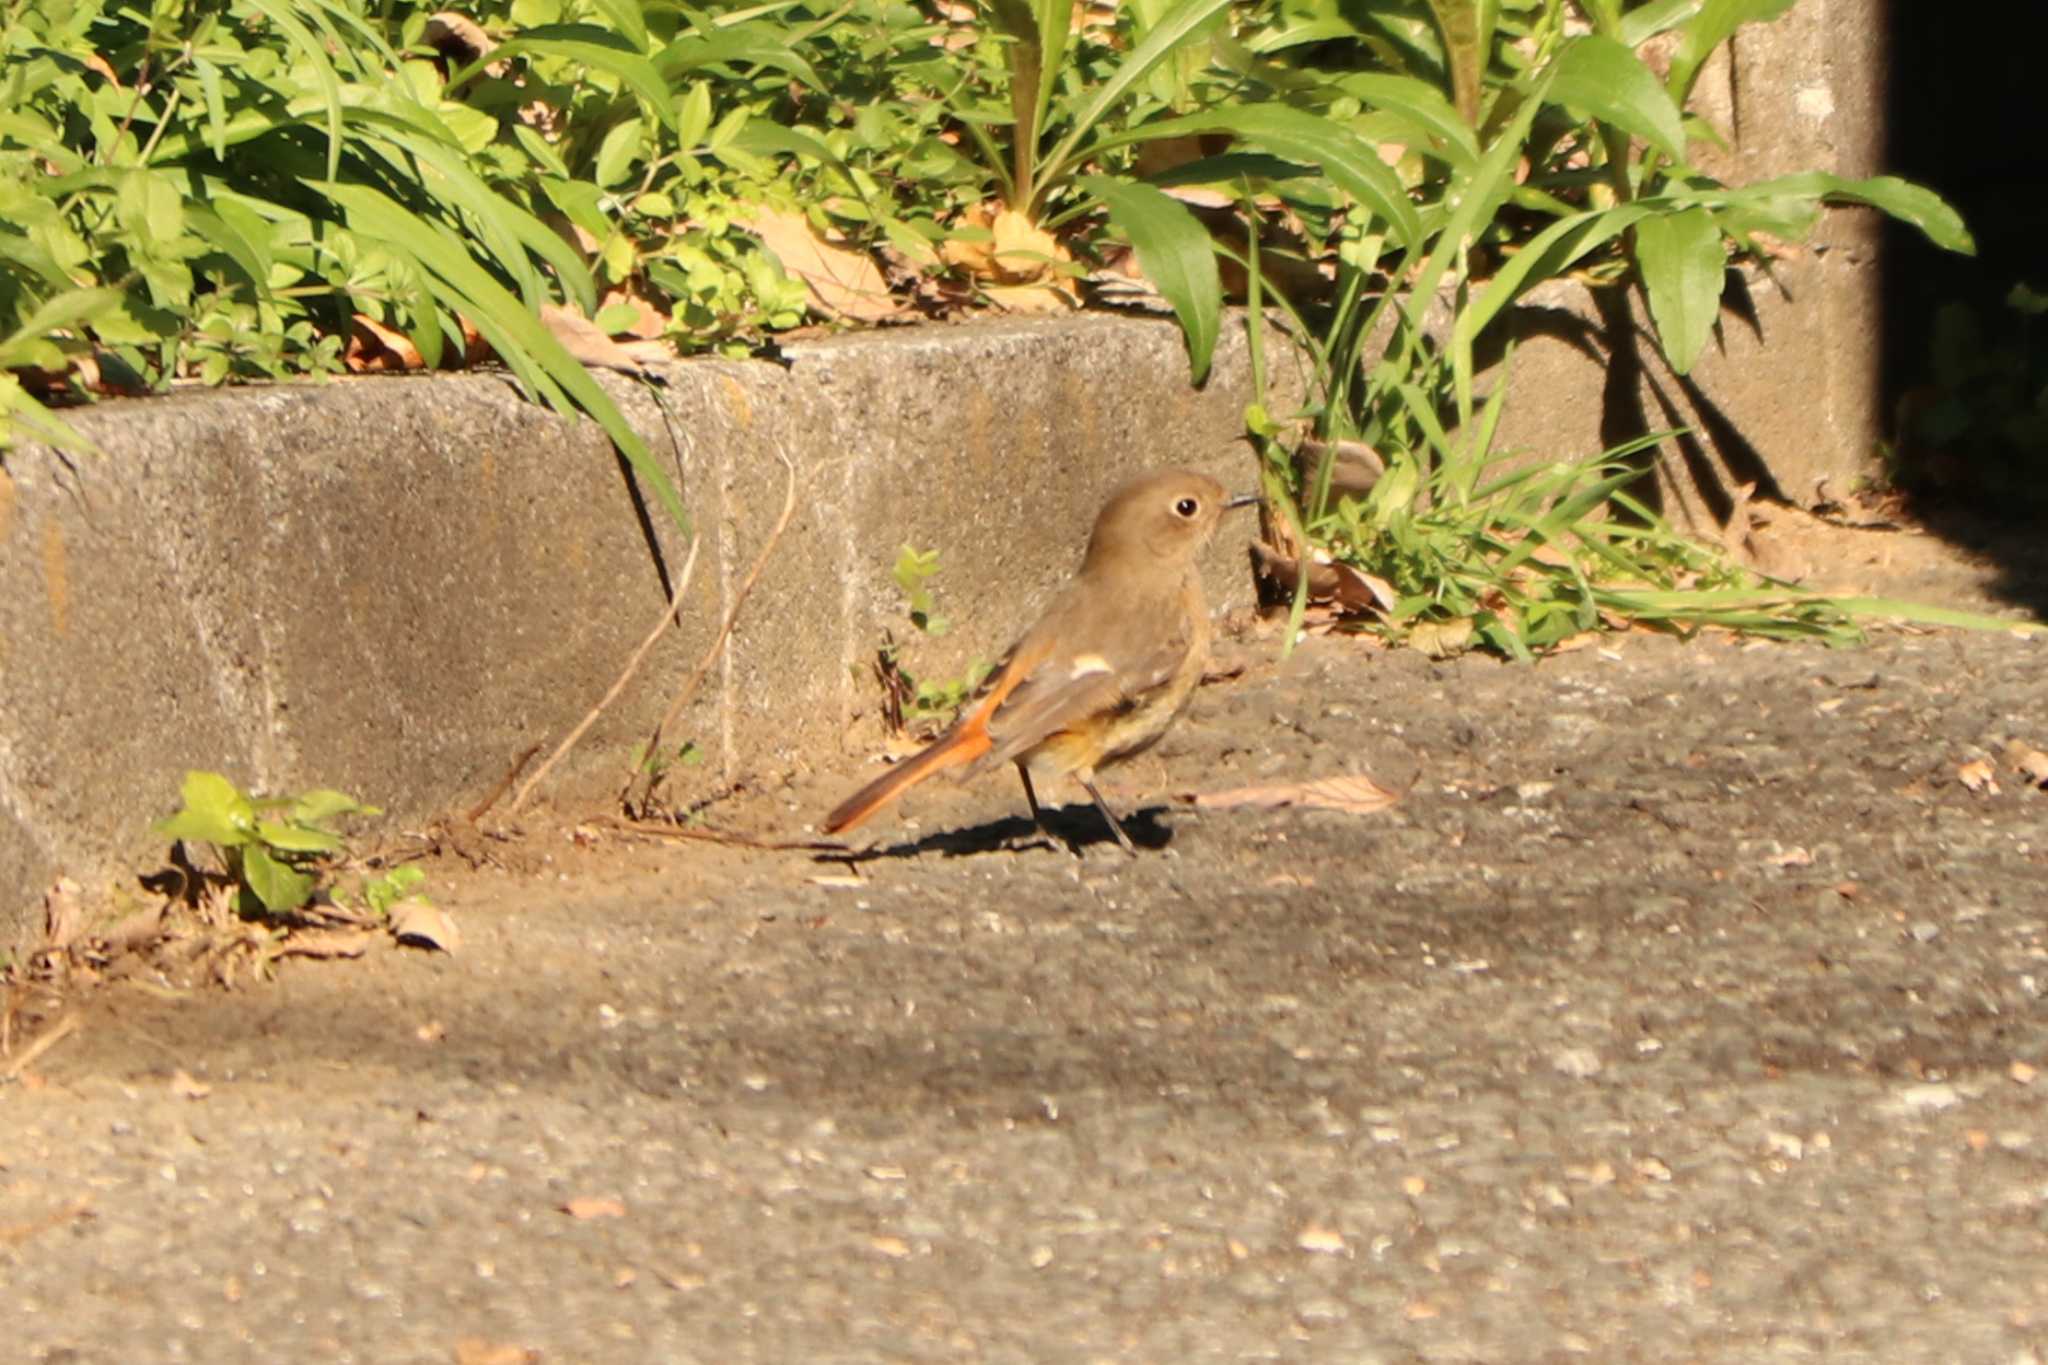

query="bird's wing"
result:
[977,611,1197,770]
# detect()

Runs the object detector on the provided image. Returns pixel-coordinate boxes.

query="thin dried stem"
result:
[509,533,704,816]
[625,446,802,814]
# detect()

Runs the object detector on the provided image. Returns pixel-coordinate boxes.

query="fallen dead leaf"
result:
[272,928,378,960]
[169,1069,212,1100]
[424,12,499,64]
[1409,617,1475,658]
[941,202,1079,312]
[344,313,425,372]
[2003,740,2048,788]
[562,1196,627,1220]
[2012,1060,2037,1085]
[870,1235,913,1258]
[417,1020,448,1043]
[1767,847,1814,868]
[1194,773,1401,814]
[1957,758,1999,794]
[1249,541,1396,617]
[389,898,461,953]
[539,303,655,376]
[738,208,900,322]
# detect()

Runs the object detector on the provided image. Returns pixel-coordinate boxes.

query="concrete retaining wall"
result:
[1,316,1294,935]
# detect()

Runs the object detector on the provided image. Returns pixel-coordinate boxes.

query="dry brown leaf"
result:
[1957,758,1999,794]
[1767,847,1814,868]
[344,313,425,373]
[452,1340,539,1365]
[2002,740,2048,788]
[41,876,84,951]
[1408,618,1475,658]
[738,209,900,322]
[424,12,499,64]
[169,1068,212,1100]
[563,1196,627,1220]
[389,898,461,953]
[1195,773,1400,814]
[273,928,378,960]
[870,1234,913,1259]
[940,202,1080,312]
[538,303,653,376]
[1249,542,1395,617]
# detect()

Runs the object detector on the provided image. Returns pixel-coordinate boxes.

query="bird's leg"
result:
[1077,774,1138,857]
[1013,762,1070,854]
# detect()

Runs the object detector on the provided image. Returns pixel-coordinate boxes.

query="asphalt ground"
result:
[5,618,2047,1363]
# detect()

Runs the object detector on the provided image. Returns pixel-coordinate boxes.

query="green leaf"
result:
[1723,173,1975,256]
[314,180,690,539]
[1336,73,1481,167]
[656,30,824,93]
[1634,208,1725,374]
[255,819,344,854]
[1619,0,1706,45]
[675,80,713,149]
[585,0,649,50]
[473,27,679,132]
[239,0,346,181]
[1132,105,1423,249]
[243,844,317,914]
[1036,0,1238,203]
[1421,0,1497,128]
[0,287,127,369]
[155,770,256,848]
[1668,0,1797,105]
[593,116,645,188]
[1456,203,1655,353]
[292,787,379,824]
[1548,35,1686,161]
[1078,176,1221,385]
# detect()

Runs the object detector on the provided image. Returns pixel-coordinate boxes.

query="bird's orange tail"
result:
[823,717,993,833]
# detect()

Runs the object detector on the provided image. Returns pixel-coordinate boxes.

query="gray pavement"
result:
[5,626,2047,1363]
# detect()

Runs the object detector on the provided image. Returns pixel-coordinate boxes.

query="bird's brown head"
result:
[1082,468,1256,576]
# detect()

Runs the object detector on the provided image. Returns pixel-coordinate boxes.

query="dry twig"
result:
[624,446,802,813]
[2,1013,81,1080]
[508,534,704,815]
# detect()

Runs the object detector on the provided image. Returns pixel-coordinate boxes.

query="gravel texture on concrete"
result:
[6,622,2045,1363]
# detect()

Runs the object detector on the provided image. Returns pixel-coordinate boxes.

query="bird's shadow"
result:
[817,803,1177,864]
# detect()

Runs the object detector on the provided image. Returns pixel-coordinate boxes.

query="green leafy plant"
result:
[1222,0,2016,656]
[892,544,950,635]
[154,769,380,917]
[360,863,428,917]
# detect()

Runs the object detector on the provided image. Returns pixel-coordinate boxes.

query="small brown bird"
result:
[825,467,1257,853]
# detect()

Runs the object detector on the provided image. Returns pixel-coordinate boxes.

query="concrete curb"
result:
[1,314,1301,933]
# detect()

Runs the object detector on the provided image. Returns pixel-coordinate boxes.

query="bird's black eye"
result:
[1174,497,1200,518]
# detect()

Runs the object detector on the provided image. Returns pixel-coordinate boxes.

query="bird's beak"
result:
[1226,492,1261,511]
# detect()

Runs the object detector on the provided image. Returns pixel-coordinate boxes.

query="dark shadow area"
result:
[821,803,1177,862]
[1880,0,2048,539]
